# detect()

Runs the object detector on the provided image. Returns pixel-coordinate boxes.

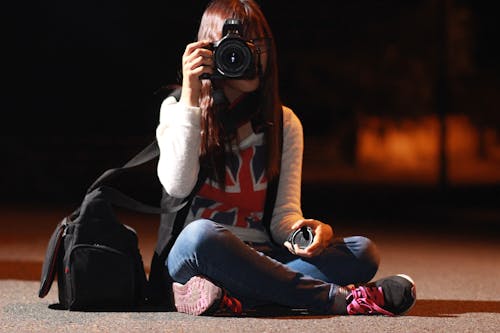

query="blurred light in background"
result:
[304,115,500,185]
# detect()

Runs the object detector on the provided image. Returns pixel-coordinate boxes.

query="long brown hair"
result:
[197,0,282,186]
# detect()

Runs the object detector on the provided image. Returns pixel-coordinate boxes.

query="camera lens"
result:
[215,39,252,78]
[225,50,241,65]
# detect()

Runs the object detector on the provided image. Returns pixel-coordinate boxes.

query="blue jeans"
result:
[166,219,379,313]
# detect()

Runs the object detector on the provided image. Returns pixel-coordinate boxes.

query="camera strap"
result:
[215,90,264,134]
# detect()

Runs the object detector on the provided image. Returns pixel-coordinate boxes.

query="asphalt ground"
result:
[1,191,499,332]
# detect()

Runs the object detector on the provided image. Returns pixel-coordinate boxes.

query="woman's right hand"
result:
[179,40,214,107]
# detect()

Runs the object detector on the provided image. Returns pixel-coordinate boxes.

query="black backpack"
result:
[38,141,184,310]
[39,90,283,310]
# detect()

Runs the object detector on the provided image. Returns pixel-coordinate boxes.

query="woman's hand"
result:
[284,219,334,257]
[179,40,214,107]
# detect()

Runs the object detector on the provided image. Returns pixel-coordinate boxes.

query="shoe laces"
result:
[346,285,395,316]
[215,292,243,316]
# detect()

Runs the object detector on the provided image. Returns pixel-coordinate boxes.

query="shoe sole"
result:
[396,274,417,315]
[173,276,222,316]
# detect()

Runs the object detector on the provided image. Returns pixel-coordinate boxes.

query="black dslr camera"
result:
[203,19,258,80]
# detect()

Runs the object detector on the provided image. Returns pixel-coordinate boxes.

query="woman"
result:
[156,0,416,316]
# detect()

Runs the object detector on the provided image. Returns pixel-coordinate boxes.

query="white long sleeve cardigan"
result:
[156,96,305,245]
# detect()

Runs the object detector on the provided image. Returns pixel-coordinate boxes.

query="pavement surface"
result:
[1,202,499,332]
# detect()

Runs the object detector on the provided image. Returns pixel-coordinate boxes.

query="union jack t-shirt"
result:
[186,137,268,233]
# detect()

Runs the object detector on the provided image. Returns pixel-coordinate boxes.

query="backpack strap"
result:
[147,168,208,308]
[86,139,186,215]
[87,141,160,194]
[98,185,186,215]
[155,168,208,254]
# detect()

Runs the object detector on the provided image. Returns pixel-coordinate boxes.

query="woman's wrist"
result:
[180,87,200,107]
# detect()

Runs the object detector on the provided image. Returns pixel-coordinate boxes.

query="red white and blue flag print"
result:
[190,144,268,231]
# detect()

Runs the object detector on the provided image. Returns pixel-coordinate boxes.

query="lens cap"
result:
[289,226,314,249]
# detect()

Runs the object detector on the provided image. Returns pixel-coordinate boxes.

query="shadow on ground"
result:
[409,300,500,317]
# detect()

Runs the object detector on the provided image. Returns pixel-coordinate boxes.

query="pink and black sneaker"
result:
[172,276,242,316]
[339,274,417,316]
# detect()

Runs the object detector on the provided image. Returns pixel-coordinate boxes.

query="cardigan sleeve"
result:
[269,106,305,245]
[156,96,202,198]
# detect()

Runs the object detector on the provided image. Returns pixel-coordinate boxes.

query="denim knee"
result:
[347,236,380,282]
[171,219,224,255]
[166,219,226,280]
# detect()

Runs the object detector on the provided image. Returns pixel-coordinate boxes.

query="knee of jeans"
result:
[173,219,228,254]
[178,219,220,246]
[166,219,223,277]
[349,236,380,280]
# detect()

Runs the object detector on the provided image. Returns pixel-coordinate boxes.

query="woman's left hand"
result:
[283,219,334,257]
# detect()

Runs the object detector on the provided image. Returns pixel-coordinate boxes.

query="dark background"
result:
[2,1,499,227]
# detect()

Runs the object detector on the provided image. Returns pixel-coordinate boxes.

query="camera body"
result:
[204,19,257,80]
